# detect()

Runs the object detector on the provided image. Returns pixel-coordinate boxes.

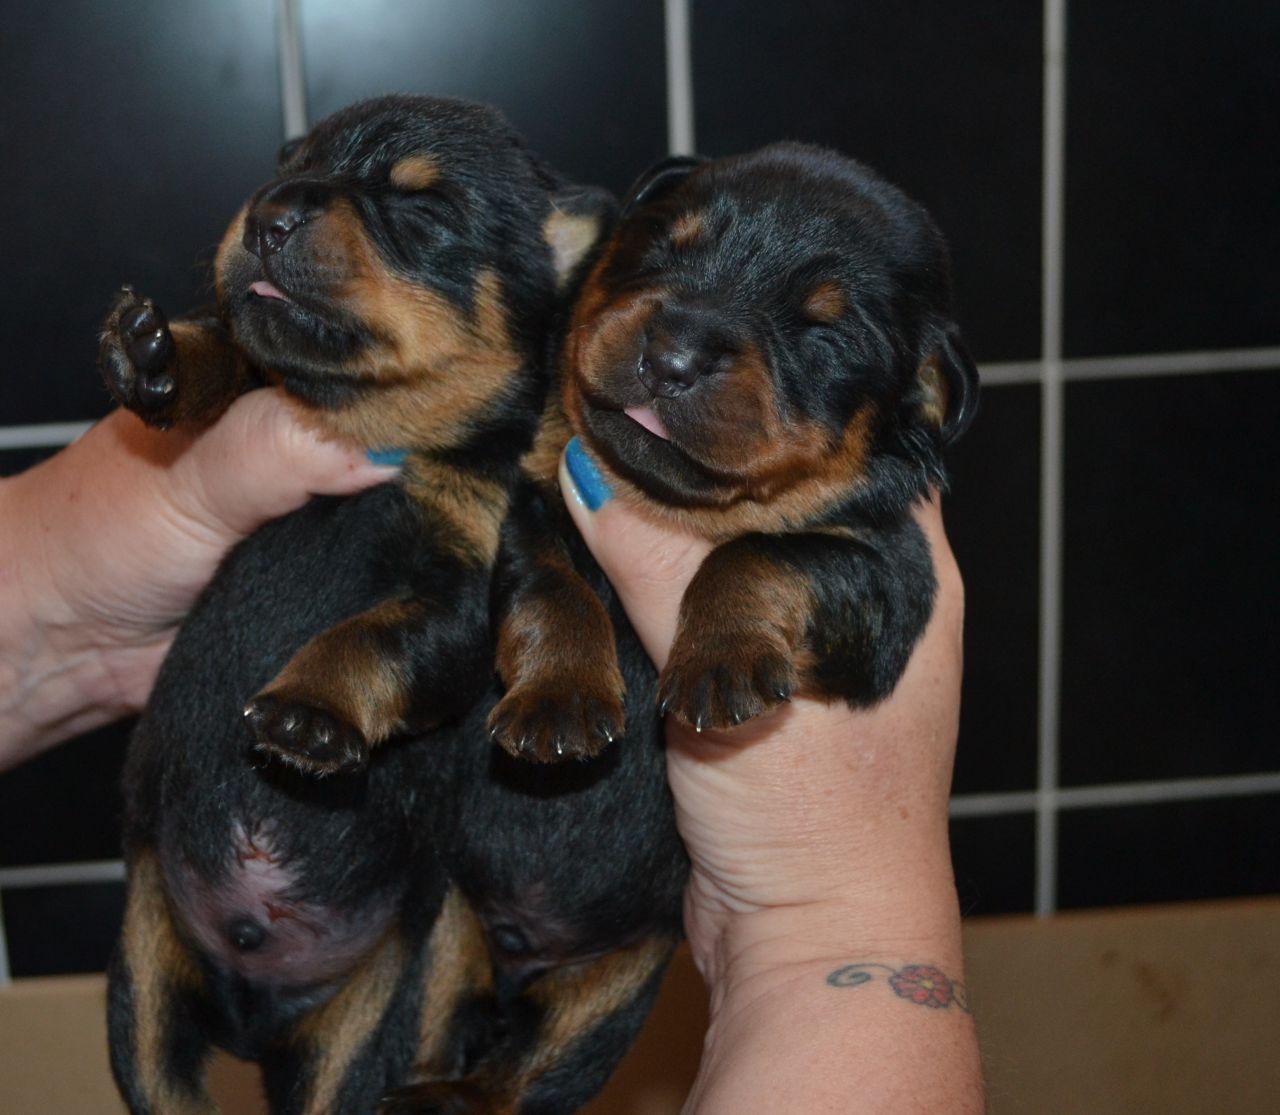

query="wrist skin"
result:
[0,433,163,767]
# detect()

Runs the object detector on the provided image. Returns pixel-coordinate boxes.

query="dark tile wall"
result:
[1058,794,1280,910]
[1060,370,1280,785]
[948,384,1041,794]
[1063,2,1280,357]
[951,813,1037,917]
[1,1,284,428]
[1,2,1275,979]
[3,882,125,978]
[690,0,1044,364]
[299,0,667,196]
[0,723,130,870]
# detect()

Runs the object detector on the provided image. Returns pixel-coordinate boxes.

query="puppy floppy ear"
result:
[544,186,618,287]
[917,325,980,446]
[620,154,707,217]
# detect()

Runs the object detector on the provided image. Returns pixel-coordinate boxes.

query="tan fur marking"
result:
[301,234,522,451]
[296,930,407,1115]
[670,210,707,248]
[260,598,419,743]
[412,887,494,1075]
[494,550,623,701]
[917,352,950,429]
[543,209,604,287]
[803,281,845,323]
[213,205,249,303]
[389,154,440,192]
[517,936,673,1088]
[520,401,573,487]
[675,547,817,672]
[123,852,213,1114]
[402,459,510,565]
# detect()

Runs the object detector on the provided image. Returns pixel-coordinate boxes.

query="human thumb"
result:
[169,387,400,538]
[559,437,712,668]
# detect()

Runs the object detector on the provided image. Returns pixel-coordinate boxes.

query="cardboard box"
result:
[2,899,1276,1113]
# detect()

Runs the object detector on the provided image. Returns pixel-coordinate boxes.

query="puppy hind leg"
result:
[270,929,421,1115]
[108,851,217,1115]
[382,934,676,1115]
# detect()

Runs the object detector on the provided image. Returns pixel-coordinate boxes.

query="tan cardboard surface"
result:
[2,898,1276,1113]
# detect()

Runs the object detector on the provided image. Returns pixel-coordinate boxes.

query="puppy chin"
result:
[580,403,741,509]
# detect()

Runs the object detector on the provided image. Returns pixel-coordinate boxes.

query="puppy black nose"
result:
[243,201,309,258]
[638,331,716,398]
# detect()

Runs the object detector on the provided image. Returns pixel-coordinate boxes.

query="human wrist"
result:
[685,870,978,1115]
[0,466,147,766]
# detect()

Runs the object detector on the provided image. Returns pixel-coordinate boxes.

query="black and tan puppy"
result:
[98,95,672,1115]
[492,141,978,762]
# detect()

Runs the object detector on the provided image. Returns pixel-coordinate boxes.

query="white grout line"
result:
[0,421,93,451]
[951,791,1040,818]
[979,361,1044,386]
[1036,0,1068,919]
[978,348,1280,387]
[0,860,126,890]
[277,0,308,140]
[1065,345,1280,381]
[663,0,696,155]
[951,770,1280,818]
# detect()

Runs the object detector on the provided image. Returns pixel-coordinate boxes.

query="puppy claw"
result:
[243,693,369,776]
[658,637,798,734]
[488,683,624,764]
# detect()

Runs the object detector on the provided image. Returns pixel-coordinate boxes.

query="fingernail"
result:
[366,447,408,468]
[564,437,612,511]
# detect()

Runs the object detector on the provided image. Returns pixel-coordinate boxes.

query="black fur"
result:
[512,141,980,742]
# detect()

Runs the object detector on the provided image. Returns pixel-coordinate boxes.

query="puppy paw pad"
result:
[244,695,368,776]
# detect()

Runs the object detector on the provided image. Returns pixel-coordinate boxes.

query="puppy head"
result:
[564,142,978,530]
[215,95,612,445]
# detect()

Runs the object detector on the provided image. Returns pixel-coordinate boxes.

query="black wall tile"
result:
[691,0,1043,364]
[1060,371,1280,785]
[2,881,125,977]
[1064,3,1280,357]
[0,445,63,479]
[950,812,1036,917]
[947,384,1041,793]
[0,722,130,869]
[1058,794,1280,910]
[2,1,283,427]
[300,0,667,196]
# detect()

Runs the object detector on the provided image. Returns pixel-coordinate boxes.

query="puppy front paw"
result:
[98,286,179,427]
[658,628,798,733]
[244,693,369,776]
[487,678,624,764]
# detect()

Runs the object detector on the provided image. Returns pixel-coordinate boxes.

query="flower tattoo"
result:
[826,962,970,1013]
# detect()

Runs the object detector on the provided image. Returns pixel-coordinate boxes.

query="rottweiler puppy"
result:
[403,141,979,1111]
[490,142,979,761]
[98,95,676,1115]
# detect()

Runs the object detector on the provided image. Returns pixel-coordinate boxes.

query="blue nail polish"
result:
[366,447,408,467]
[565,437,612,511]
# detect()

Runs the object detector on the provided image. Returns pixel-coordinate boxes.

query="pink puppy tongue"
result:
[250,280,290,302]
[624,405,670,441]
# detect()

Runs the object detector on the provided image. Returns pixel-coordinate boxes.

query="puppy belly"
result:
[163,823,397,988]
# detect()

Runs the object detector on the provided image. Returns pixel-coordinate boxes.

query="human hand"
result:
[560,439,980,1113]
[0,389,398,768]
